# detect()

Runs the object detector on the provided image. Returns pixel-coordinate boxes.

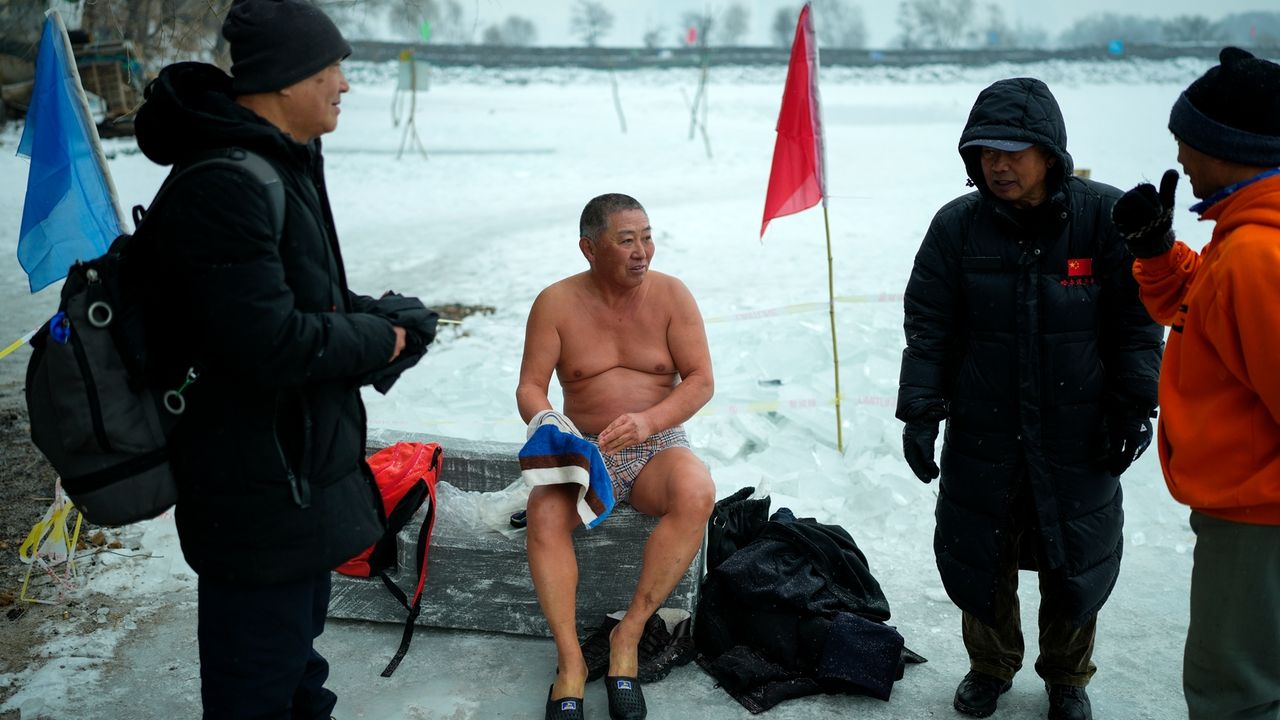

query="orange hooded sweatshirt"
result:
[1133,172,1280,525]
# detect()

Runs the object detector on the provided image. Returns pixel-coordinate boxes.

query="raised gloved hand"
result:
[368,292,439,353]
[1107,416,1153,478]
[903,421,941,483]
[1111,169,1179,259]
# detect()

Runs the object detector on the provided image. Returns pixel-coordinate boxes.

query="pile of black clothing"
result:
[695,487,925,713]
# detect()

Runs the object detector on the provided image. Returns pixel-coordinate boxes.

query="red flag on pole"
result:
[761,3,824,238]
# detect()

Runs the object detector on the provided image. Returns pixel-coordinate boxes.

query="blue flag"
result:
[17,13,122,293]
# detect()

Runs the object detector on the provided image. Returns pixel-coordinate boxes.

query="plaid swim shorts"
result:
[583,426,690,503]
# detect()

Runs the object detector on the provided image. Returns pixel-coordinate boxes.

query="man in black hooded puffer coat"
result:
[896,78,1163,720]
[132,0,437,716]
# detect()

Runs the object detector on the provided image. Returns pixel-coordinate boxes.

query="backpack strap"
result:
[135,147,285,240]
[378,444,442,677]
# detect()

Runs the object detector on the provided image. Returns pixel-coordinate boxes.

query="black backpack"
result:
[25,148,285,526]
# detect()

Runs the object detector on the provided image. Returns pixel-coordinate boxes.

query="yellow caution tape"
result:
[0,328,37,361]
[18,484,83,604]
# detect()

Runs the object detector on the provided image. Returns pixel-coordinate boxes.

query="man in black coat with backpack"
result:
[896,78,1163,720]
[133,0,436,716]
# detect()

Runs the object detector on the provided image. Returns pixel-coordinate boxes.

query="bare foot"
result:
[608,623,640,677]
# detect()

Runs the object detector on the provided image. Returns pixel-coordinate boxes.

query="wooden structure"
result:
[0,37,141,135]
[72,41,141,136]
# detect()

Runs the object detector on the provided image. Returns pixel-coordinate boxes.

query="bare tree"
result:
[1058,13,1161,48]
[973,6,1049,48]
[75,0,231,66]
[570,0,614,47]
[1162,15,1225,43]
[386,0,468,43]
[482,15,537,46]
[771,6,798,47]
[717,3,750,46]
[813,0,867,49]
[1214,11,1280,46]
[642,24,666,48]
[895,0,976,49]
[970,3,1004,47]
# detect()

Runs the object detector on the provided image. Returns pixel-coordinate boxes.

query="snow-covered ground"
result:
[0,58,1215,718]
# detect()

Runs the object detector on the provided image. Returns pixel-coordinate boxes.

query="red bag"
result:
[337,441,441,676]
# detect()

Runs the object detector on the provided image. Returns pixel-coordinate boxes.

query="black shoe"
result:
[545,684,585,720]
[605,676,647,720]
[953,670,1012,717]
[1047,684,1092,720]
[580,615,622,682]
[638,613,695,683]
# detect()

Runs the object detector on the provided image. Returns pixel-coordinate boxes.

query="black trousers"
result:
[198,571,337,720]
[961,482,1097,688]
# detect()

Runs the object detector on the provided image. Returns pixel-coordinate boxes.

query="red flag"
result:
[761,3,824,238]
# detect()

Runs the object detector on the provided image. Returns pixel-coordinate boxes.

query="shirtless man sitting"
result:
[517,193,716,720]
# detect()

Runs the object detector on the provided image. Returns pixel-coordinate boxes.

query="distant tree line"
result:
[2,0,1277,67]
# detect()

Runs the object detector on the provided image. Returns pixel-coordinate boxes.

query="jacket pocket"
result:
[961,256,1003,272]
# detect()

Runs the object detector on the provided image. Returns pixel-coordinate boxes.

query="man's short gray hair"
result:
[579,193,646,243]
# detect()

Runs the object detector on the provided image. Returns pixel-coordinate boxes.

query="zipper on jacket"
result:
[273,393,311,509]
[70,329,112,453]
[275,436,310,509]
[298,392,313,507]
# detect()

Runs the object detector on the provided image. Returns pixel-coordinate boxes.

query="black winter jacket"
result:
[896,78,1163,625]
[695,508,909,711]
[134,63,393,584]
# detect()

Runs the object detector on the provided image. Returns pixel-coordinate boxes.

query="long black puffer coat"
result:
[133,62,396,584]
[896,78,1163,625]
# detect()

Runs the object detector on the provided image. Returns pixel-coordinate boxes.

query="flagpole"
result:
[822,201,843,453]
[808,4,843,454]
[47,9,127,232]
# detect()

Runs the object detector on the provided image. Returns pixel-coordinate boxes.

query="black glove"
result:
[358,292,437,394]
[903,421,941,483]
[1112,169,1179,258]
[1107,416,1153,477]
[360,347,425,394]
[368,292,439,353]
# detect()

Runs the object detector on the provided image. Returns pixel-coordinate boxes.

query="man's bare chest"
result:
[557,310,675,380]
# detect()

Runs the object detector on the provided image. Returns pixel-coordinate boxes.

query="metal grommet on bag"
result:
[163,367,199,416]
[87,301,113,328]
[162,390,186,415]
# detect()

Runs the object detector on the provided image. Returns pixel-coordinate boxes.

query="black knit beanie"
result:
[222,0,351,95]
[1168,47,1280,166]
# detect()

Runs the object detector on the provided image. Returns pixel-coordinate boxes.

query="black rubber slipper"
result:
[545,684,584,720]
[605,675,647,720]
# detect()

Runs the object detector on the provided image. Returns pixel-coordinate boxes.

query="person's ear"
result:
[579,236,594,264]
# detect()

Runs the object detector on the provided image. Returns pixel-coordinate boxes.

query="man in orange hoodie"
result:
[1111,47,1280,720]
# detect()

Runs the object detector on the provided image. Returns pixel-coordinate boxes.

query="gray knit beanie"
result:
[1168,47,1280,166]
[222,0,351,95]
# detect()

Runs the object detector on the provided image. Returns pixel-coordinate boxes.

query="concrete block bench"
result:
[328,429,704,637]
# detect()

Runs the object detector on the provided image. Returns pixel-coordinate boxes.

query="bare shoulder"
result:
[649,272,701,313]
[532,273,588,313]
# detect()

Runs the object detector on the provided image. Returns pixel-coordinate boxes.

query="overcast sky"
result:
[440,0,1276,47]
